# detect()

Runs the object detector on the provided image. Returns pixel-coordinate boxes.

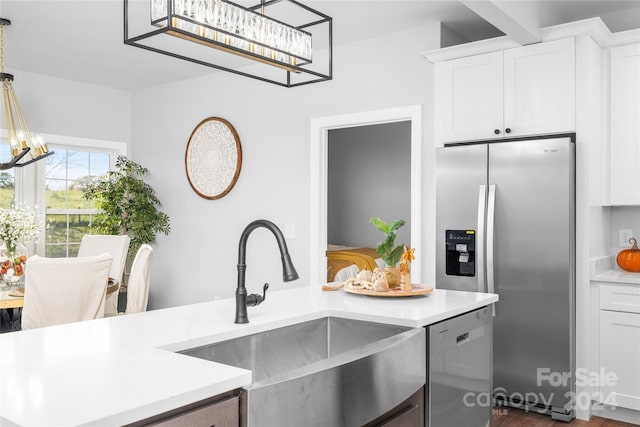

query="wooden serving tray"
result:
[344,285,433,297]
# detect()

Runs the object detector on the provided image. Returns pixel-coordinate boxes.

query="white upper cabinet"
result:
[609,43,640,205]
[435,38,576,144]
[503,38,576,138]
[435,51,503,143]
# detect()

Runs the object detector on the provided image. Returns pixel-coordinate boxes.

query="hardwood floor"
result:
[491,407,639,426]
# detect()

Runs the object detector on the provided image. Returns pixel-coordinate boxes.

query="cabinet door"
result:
[599,310,640,411]
[503,38,575,137]
[600,283,640,314]
[143,395,239,427]
[610,43,640,205]
[435,51,503,143]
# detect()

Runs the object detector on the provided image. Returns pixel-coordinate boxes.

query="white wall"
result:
[610,206,640,255]
[327,121,411,248]
[131,23,440,309]
[11,70,132,144]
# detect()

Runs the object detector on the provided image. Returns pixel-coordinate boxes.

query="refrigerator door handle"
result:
[487,184,496,316]
[477,185,487,293]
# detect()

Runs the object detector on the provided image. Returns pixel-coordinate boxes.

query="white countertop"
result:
[590,255,640,285]
[592,269,640,285]
[0,285,497,426]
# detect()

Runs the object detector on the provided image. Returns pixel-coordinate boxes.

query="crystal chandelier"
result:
[125,0,332,87]
[153,0,313,69]
[0,18,53,170]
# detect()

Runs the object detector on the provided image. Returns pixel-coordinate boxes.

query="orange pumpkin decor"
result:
[617,237,640,273]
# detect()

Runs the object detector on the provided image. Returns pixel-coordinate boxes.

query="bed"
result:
[326,245,386,283]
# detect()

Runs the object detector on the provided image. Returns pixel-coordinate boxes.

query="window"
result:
[0,132,126,257]
[44,149,111,257]
[0,144,15,209]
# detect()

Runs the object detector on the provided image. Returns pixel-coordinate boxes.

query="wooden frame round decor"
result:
[185,117,242,200]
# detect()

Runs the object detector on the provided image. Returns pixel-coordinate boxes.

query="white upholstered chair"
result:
[78,234,130,315]
[21,253,113,330]
[124,244,153,314]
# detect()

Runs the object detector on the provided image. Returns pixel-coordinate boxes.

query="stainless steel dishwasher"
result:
[428,305,493,427]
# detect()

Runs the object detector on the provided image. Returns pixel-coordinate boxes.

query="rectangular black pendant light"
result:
[124,0,332,87]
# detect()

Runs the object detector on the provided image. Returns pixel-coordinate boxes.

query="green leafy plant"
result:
[369,217,406,267]
[83,155,170,261]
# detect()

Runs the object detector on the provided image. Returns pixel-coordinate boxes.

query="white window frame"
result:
[3,131,127,256]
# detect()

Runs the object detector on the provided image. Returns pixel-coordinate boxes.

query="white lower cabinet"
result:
[598,284,640,411]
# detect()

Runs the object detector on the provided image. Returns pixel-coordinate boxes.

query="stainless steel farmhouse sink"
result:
[179,316,426,427]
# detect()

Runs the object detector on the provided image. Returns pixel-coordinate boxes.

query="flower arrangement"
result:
[1,254,27,281]
[0,206,41,283]
[399,245,415,271]
[399,245,415,291]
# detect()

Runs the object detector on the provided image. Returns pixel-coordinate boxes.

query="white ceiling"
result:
[1,0,639,92]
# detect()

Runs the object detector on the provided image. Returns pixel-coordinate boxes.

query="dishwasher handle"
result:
[433,325,487,353]
[456,332,470,345]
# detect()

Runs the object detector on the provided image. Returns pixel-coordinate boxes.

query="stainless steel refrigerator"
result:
[435,135,575,422]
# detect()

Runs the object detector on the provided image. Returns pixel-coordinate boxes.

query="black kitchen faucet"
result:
[234,219,299,324]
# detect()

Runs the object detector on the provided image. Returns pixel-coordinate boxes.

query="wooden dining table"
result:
[0,285,25,310]
[0,284,25,332]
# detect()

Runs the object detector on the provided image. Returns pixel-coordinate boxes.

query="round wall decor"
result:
[185,117,242,199]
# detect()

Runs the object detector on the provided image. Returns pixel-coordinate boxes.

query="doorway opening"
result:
[309,105,423,284]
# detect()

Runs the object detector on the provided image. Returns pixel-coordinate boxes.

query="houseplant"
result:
[83,155,170,266]
[369,217,406,287]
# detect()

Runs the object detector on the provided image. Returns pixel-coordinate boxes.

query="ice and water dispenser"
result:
[445,230,476,277]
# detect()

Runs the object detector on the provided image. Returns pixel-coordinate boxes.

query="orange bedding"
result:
[326,247,380,282]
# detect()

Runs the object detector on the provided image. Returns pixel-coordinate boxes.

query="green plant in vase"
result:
[83,155,170,270]
[369,217,406,287]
